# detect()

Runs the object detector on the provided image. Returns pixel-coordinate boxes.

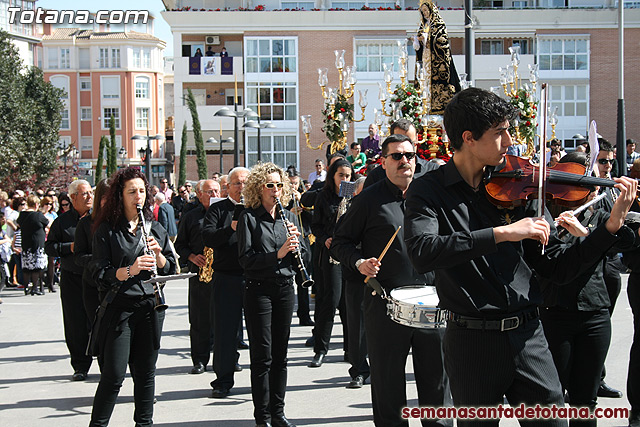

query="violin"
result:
[485,155,615,208]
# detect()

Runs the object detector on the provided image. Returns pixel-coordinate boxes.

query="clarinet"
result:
[275,197,314,288]
[136,204,168,311]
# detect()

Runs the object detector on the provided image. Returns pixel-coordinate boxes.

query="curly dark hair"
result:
[444,87,517,151]
[322,158,354,194]
[93,167,152,231]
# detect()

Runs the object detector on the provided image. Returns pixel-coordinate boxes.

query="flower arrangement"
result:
[509,87,538,147]
[321,93,354,144]
[389,83,424,131]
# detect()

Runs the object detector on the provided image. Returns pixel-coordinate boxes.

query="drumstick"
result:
[364,226,401,284]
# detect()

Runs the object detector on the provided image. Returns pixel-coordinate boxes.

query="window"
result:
[550,85,588,118]
[245,38,296,73]
[80,78,91,90]
[60,48,70,69]
[538,38,589,71]
[133,49,141,68]
[247,134,297,169]
[481,40,503,55]
[50,76,69,99]
[80,136,92,152]
[332,1,396,8]
[60,109,70,129]
[79,48,90,69]
[136,108,149,129]
[142,49,151,69]
[355,40,401,72]
[101,77,120,99]
[81,108,92,120]
[280,1,315,9]
[247,82,297,121]
[512,1,527,8]
[102,108,120,129]
[135,77,150,98]
[111,48,120,68]
[47,48,58,69]
[512,39,530,55]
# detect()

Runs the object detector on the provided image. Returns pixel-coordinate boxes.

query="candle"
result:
[234,74,238,104]
[219,121,222,139]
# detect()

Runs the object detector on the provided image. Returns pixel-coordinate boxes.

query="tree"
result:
[186,88,207,179]
[0,30,63,190]
[106,115,117,177]
[178,122,187,186]
[95,136,108,184]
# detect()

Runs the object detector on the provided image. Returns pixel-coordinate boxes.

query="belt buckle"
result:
[500,315,520,331]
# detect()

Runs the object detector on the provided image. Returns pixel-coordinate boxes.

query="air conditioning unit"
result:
[205,35,220,45]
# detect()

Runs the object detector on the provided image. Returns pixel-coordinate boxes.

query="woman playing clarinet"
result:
[237,162,303,427]
[89,167,176,426]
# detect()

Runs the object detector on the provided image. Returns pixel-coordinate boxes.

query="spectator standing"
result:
[159,178,173,202]
[346,142,367,173]
[308,159,326,184]
[57,192,71,215]
[18,195,49,296]
[171,185,191,223]
[9,197,25,287]
[361,124,381,158]
[40,196,58,292]
[627,139,640,174]
[220,47,228,57]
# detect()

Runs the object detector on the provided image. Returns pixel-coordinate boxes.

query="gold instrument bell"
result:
[199,247,214,282]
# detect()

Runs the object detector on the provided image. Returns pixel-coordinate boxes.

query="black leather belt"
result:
[447,307,540,331]
[247,277,294,287]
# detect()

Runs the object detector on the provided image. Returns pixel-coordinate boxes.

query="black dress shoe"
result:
[237,340,249,349]
[72,372,87,381]
[211,387,230,398]
[305,335,315,347]
[234,363,243,372]
[299,318,315,326]
[598,382,623,398]
[346,375,365,389]
[190,362,205,374]
[272,415,296,427]
[308,353,325,368]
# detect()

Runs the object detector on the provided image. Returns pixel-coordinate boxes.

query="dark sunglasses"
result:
[60,202,70,207]
[385,152,416,161]
[598,158,614,165]
[264,182,284,189]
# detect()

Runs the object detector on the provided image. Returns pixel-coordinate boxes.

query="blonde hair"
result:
[26,194,40,209]
[243,162,292,209]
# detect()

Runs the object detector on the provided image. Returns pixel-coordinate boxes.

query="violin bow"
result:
[538,83,549,254]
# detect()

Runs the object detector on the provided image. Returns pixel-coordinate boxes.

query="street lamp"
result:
[214,107,255,167]
[243,115,276,164]
[132,131,163,183]
[57,140,73,171]
[118,147,128,168]
[207,136,233,175]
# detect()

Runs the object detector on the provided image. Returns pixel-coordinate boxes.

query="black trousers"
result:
[188,275,213,367]
[628,273,640,413]
[90,306,164,427]
[296,276,311,322]
[541,308,611,427]
[364,291,451,427]
[313,253,348,355]
[211,272,244,390]
[59,269,92,374]
[244,280,295,425]
[82,280,100,323]
[344,279,369,380]
[445,318,566,427]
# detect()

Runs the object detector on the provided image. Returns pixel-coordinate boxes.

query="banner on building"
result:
[203,57,216,75]
[221,56,233,75]
[189,57,201,75]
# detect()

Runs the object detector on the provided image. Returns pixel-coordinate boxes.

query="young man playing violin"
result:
[404,87,637,426]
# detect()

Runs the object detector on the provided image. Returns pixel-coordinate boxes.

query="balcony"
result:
[175,56,244,82]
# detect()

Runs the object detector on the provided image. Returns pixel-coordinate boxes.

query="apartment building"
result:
[41,17,167,185]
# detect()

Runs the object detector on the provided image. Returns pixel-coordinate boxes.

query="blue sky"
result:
[37,0,174,56]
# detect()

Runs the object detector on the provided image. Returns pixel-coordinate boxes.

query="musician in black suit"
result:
[175,179,221,375]
[332,134,451,426]
[201,167,250,397]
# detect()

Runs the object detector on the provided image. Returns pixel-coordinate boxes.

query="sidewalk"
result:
[0,277,633,426]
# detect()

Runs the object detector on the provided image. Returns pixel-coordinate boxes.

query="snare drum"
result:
[386,285,447,329]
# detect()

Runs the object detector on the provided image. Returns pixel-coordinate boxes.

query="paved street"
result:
[0,276,635,426]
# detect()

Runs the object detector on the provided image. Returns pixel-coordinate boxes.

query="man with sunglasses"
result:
[363,118,440,189]
[331,134,451,426]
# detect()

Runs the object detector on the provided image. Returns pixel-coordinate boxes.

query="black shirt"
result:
[91,219,176,297]
[45,208,85,275]
[202,198,243,275]
[331,178,432,290]
[237,205,300,281]
[175,202,207,273]
[543,208,636,311]
[311,189,342,247]
[17,211,48,252]
[404,160,622,318]
[73,214,95,287]
[363,156,439,189]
